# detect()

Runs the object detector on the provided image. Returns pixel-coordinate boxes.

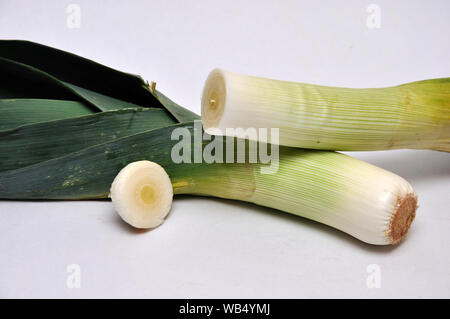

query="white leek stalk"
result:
[170,146,418,245]
[202,69,450,151]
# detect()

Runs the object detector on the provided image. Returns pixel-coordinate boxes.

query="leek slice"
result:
[110,161,173,229]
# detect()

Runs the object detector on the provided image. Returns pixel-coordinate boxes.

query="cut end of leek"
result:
[201,68,226,135]
[387,193,418,244]
[110,160,173,229]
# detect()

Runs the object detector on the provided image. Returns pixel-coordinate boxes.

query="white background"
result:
[0,0,449,298]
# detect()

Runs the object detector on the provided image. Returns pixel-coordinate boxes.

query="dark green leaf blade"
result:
[0,56,151,113]
[0,40,159,108]
[0,40,201,121]
[63,82,146,111]
[0,108,176,173]
[0,99,94,131]
[0,122,193,199]
[154,90,200,122]
[0,57,93,107]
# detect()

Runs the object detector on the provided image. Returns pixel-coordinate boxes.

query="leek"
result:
[202,69,450,151]
[0,123,418,245]
[0,41,420,245]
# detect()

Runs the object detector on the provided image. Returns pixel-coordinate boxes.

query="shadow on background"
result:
[346,149,450,183]
[172,195,402,254]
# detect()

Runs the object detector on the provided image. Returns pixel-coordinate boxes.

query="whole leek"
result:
[0,123,418,245]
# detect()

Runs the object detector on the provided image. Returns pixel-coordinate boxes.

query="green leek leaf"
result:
[0,40,158,108]
[0,99,93,131]
[0,40,199,122]
[0,108,176,172]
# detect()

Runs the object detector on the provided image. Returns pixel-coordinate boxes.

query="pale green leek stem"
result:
[171,145,417,245]
[202,69,450,151]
